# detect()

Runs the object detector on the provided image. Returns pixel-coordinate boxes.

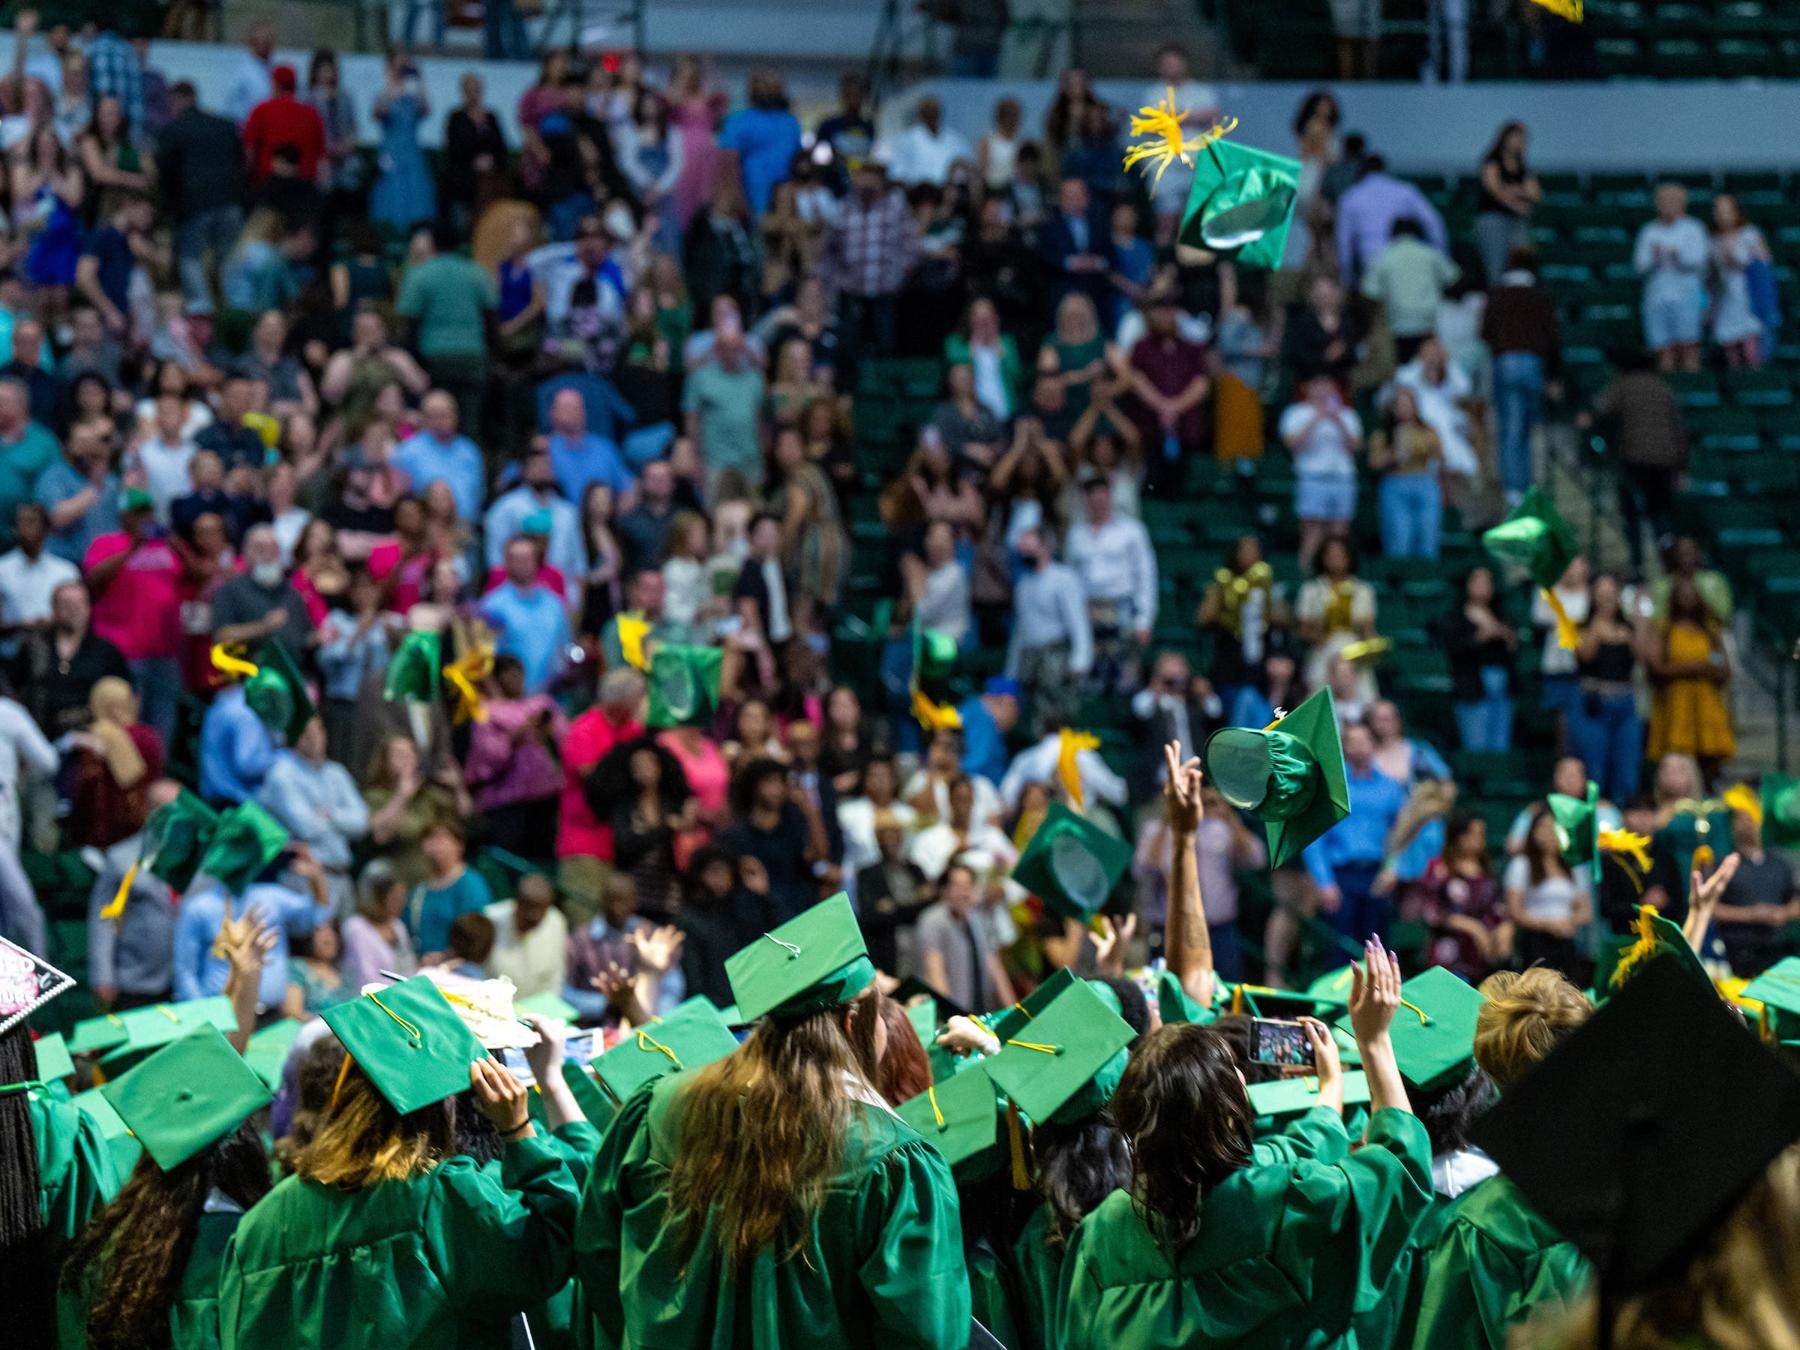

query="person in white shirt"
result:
[836,757,919,883]
[907,520,971,645]
[997,730,1128,814]
[1005,526,1093,737]
[0,503,76,632]
[132,392,199,524]
[1385,335,1477,481]
[1633,182,1710,373]
[0,688,55,847]
[1064,474,1157,691]
[225,21,276,124]
[903,728,1004,829]
[483,872,570,999]
[907,774,1019,882]
[887,96,974,187]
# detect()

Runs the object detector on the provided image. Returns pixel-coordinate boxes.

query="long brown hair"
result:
[61,1121,270,1350]
[292,1060,454,1190]
[875,998,930,1106]
[667,988,883,1271]
[1110,1024,1253,1252]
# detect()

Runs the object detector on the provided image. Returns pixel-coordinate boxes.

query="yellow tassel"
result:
[1006,1101,1030,1190]
[1004,1039,1062,1056]
[1692,845,1716,873]
[1541,589,1579,651]
[99,860,139,921]
[1122,88,1237,186]
[927,1084,945,1130]
[911,688,962,733]
[1231,984,1244,1015]
[1339,636,1394,665]
[1610,904,1663,989]
[1722,784,1764,829]
[1263,709,1288,732]
[617,613,652,671]
[1598,828,1653,876]
[1527,0,1582,20]
[210,644,259,681]
[1058,728,1100,810]
[1398,998,1432,1025]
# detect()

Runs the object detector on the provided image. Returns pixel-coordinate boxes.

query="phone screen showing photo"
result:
[1250,1018,1312,1068]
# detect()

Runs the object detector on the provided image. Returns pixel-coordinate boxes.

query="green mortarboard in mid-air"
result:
[1740,957,1800,1038]
[724,892,875,1024]
[897,1061,1005,1177]
[1474,956,1800,1295]
[1593,904,1712,999]
[72,1086,143,1178]
[592,1001,739,1103]
[67,1010,130,1057]
[516,990,581,1024]
[914,625,960,685]
[1155,970,1217,1026]
[99,997,238,1072]
[1481,485,1578,591]
[100,1025,272,1171]
[645,643,724,730]
[983,977,1135,1127]
[1010,802,1133,920]
[384,628,442,704]
[242,1018,305,1090]
[244,641,316,745]
[140,790,220,893]
[1548,781,1603,885]
[1178,136,1302,272]
[196,803,289,895]
[981,967,1078,1045]
[0,937,75,1036]
[32,1031,73,1082]
[1201,688,1349,869]
[1762,773,1800,849]
[1333,965,1486,1093]
[319,975,486,1116]
[1247,1069,1371,1119]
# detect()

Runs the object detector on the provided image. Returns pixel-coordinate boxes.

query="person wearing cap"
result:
[242,63,325,186]
[218,977,580,1348]
[574,893,970,1348]
[1061,941,1433,1349]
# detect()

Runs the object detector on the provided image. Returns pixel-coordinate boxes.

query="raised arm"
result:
[1161,743,1214,1008]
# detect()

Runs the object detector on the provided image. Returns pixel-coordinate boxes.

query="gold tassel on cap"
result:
[1609,904,1663,989]
[1540,588,1580,651]
[98,860,139,921]
[210,644,259,681]
[1122,89,1237,185]
[442,644,494,725]
[1057,728,1100,809]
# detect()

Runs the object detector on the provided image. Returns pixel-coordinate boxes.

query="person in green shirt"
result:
[0,377,61,546]
[1060,938,1436,1350]
[395,224,498,436]
[573,892,971,1349]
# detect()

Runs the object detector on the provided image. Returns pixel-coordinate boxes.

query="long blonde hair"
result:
[293,1060,453,1190]
[666,988,883,1272]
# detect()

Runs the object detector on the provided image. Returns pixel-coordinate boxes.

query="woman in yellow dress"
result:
[1646,578,1735,780]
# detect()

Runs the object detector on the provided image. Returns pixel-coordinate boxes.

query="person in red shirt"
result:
[242,64,326,185]
[557,665,646,923]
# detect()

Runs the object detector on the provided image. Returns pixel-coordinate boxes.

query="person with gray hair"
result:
[212,522,313,655]
[340,856,416,990]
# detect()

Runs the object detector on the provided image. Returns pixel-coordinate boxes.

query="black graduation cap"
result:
[1473,957,1800,1298]
[891,975,971,1023]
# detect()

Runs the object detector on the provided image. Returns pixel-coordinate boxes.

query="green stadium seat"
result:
[1650,38,1713,78]
[1727,369,1794,407]
[1689,407,1763,452]
[1716,38,1779,77]
[1663,371,1722,409]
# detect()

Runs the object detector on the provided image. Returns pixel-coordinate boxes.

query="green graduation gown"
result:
[1009,1203,1059,1350]
[573,1069,971,1349]
[1059,1107,1435,1349]
[217,1132,580,1350]
[59,1204,243,1350]
[28,1088,119,1337]
[1409,1174,1592,1349]
[479,1120,605,1350]
[966,1233,1026,1350]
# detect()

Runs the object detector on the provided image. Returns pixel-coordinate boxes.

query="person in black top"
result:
[1442,566,1518,753]
[812,72,874,192]
[675,845,769,1008]
[10,580,129,737]
[194,375,270,473]
[855,812,932,975]
[156,81,247,311]
[716,757,827,925]
[441,72,509,233]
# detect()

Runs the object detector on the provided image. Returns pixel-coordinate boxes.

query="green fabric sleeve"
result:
[571,1080,657,1350]
[1250,1106,1352,1168]
[853,1135,971,1349]
[432,1133,581,1317]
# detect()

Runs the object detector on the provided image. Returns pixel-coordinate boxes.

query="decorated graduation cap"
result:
[1550,781,1653,887]
[1332,965,1486,1093]
[1760,774,1800,849]
[384,628,443,704]
[1248,1069,1371,1120]
[1481,485,1580,648]
[1595,904,1711,998]
[897,1061,1005,1177]
[1201,687,1349,869]
[983,976,1135,1127]
[592,1000,739,1103]
[0,936,75,1037]
[725,892,875,1024]
[243,640,315,744]
[1474,956,1800,1296]
[32,1031,72,1082]
[646,643,724,730]
[1010,802,1133,921]
[320,975,487,1116]
[196,802,290,895]
[100,1024,272,1171]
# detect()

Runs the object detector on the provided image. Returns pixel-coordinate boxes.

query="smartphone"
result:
[1248,1018,1313,1068]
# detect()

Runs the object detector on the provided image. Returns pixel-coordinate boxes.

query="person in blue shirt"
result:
[391,390,486,521]
[544,385,637,502]
[34,418,120,565]
[403,818,494,957]
[479,536,572,694]
[171,850,333,1007]
[1304,719,1409,961]
[716,70,803,215]
[482,442,588,583]
[199,683,277,805]
[955,677,1020,787]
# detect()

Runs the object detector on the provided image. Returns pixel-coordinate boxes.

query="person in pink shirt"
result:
[81,490,184,750]
[658,720,730,837]
[366,496,435,613]
[557,664,645,921]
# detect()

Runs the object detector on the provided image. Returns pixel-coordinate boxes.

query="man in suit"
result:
[1038,176,1111,310]
[1129,649,1224,804]
[855,811,933,975]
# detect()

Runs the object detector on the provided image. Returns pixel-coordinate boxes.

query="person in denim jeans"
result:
[1569,573,1643,801]
[1369,385,1443,558]
[1444,567,1517,752]
[1482,248,1562,507]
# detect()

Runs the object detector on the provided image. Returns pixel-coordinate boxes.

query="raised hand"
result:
[1348,935,1402,1044]
[1299,1015,1342,1095]
[1091,912,1138,977]
[1161,742,1205,833]
[522,1013,567,1086]
[1684,851,1743,949]
[589,960,635,1001]
[627,924,685,975]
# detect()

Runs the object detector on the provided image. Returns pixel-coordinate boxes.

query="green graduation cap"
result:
[32,1031,72,1083]
[100,996,239,1072]
[1594,904,1712,998]
[645,643,724,730]
[983,977,1135,1127]
[1010,802,1133,921]
[72,1086,143,1178]
[981,967,1078,1045]
[897,1062,1005,1177]
[100,1025,272,1171]
[914,624,959,686]
[319,975,486,1117]
[1201,687,1349,870]
[1548,781,1603,885]
[244,640,316,745]
[1306,965,1358,1010]
[516,990,581,1024]
[196,802,289,895]
[592,1001,739,1103]
[906,998,939,1048]
[1248,1069,1371,1120]
[724,892,876,1025]
[243,1018,306,1090]
[140,790,221,894]
[1155,970,1217,1027]
[1740,957,1800,1038]
[1762,773,1800,849]
[1335,965,1487,1093]
[118,486,154,515]
[1177,136,1301,272]
[1481,485,1577,591]
[384,628,442,703]
[1239,985,1345,1020]
[67,1010,131,1057]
